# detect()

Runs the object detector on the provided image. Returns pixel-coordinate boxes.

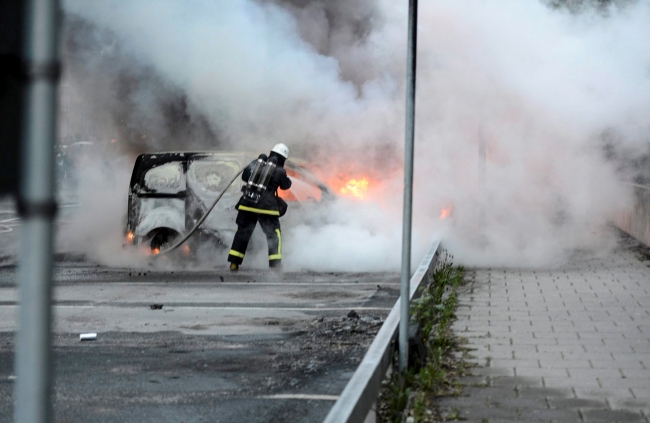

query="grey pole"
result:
[478,124,486,232]
[399,0,419,372]
[14,0,61,422]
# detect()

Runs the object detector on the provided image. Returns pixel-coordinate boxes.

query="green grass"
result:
[378,252,468,422]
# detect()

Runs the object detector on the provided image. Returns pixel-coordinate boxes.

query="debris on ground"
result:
[79,333,97,341]
[149,304,163,310]
[264,313,384,389]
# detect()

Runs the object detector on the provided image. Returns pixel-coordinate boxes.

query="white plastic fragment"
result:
[79,333,97,341]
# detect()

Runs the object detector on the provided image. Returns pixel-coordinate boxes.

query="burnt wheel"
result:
[147,228,180,254]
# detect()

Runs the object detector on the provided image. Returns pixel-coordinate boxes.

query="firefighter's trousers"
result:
[228,210,282,267]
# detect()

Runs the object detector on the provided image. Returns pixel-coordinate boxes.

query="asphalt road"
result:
[0,258,399,422]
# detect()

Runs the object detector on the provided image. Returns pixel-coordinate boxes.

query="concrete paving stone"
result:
[530,322,554,330]
[611,352,650,362]
[553,325,588,339]
[542,376,602,389]
[592,321,625,329]
[547,397,608,410]
[482,396,551,410]
[490,328,520,336]
[554,338,594,348]
[511,352,565,361]
[628,337,650,346]
[631,388,650,400]
[595,326,639,334]
[465,325,492,332]
[460,386,519,400]
[511,338,560,346]
[526,305,552,312]
[608,397,650,411]
[460,330,491,338]
[618,369,650,378]
[586,345,635,354]
[505,307,535,313]
[516,368,569,378]
[490,359,540,369]
[510,345,541,353]
[507,322,536,329]
[598,377,650,389]
[535,345,584,353]
[605,314,636,321]
[515,386,576,400]
[485,341,516,349]
[469,350,514,360]
[525,408,587,423]
[630,344,650,354]
[549,316,574,324]
[472,367,515,377]
[539,359,593,369]
[439,405,521,421]
[574,387,636,400]
[567,368,625,379]
[488,319,520,326]
[463,310,487,317]
[562,352,616,361]
[533,332,580,340]
[487,337,516,345]
[578,332,623,340]
[489,376,544,388]
[507,327,539,335]
[551,321,578,327]
[580,408,646,423]
[440,395,549,412]
[591,359,642,370]
[603,330,650,347]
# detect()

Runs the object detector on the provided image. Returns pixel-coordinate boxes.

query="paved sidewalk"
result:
[442,236,650,423]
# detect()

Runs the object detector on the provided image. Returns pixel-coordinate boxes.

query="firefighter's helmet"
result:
[271,143,289,159]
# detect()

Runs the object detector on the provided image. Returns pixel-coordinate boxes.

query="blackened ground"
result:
[0,261,399,423]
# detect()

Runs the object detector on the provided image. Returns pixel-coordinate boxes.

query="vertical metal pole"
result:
[14,0,60,422]
[478,124,486,232]
[399,0,418,372]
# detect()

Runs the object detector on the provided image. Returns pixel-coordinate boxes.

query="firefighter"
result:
[228,143,292,271]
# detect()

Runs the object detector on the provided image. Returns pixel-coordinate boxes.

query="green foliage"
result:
[378,252,467,422]
[382,372,415,423]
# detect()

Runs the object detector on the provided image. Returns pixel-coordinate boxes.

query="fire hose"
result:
[156,166,246,256]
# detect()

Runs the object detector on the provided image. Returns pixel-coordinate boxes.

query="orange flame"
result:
[152,248,160,255]
[340,178,369,199]
[440,207,452,220]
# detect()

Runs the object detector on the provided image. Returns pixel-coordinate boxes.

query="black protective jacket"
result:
[237,159,292,216]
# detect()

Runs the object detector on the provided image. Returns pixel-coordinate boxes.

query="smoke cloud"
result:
[59,0,650,269]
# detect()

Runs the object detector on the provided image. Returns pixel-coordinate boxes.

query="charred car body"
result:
[125,152,330,253]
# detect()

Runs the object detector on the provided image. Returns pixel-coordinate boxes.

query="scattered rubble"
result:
[257,312,384,391]
[79,333,97,341]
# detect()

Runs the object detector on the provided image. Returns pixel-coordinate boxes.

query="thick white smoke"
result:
[60,0,650,269]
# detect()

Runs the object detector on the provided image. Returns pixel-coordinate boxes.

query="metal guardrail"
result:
[323,239,442,423]
[615,183,650,247]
